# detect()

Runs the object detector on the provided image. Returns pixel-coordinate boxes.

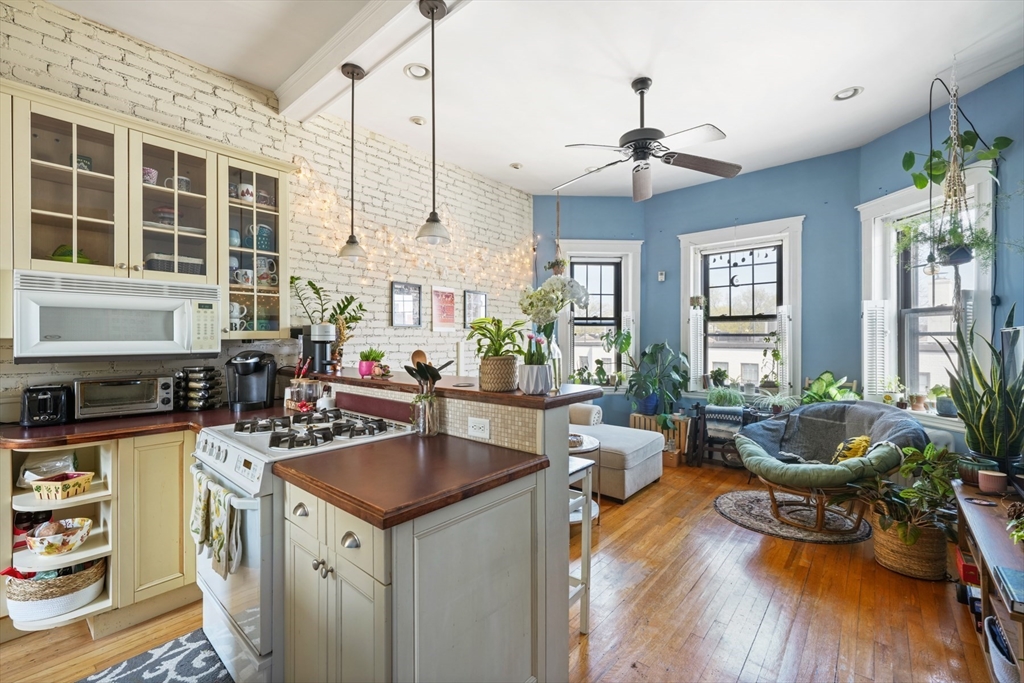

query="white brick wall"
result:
[0,0,534,408]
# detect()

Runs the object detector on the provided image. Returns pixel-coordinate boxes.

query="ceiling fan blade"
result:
[661,152,741,178]
[552,158,627,192]
[566,143,627,152]
[658,123,726,148]
[632,162,652,202]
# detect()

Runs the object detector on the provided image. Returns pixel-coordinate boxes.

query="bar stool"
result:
[568,455,594,634]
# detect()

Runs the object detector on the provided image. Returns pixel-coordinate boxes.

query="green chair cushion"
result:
[735,435,902,488]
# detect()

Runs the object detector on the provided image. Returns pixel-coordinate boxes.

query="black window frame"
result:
[570,260,623,373]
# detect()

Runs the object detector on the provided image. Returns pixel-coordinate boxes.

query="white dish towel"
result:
[207,481,242,579]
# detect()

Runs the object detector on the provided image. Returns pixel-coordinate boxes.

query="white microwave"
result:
[13,270,221,363]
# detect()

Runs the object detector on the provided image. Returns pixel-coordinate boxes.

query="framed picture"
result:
[464,290,487,327]
[432,286,458,331]
[391,282,421,327]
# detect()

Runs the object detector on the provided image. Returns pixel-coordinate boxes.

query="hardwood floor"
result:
[1,463,982,683]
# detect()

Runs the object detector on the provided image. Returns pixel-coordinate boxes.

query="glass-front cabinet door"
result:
[12,100,128,276]
[218,157,288,339]
[129,132,216,283]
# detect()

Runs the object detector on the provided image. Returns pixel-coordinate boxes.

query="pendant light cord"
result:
[431,7,437,214]
[350,72,356,239]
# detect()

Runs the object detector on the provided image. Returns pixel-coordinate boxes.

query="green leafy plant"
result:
[709,367,729,387]
[624,341,689,429]
[466,317,526,358]
[801,371,861,404]
[544,258,567,272]
[359,348,385,362]
[903,130,1012,190]
[707,387,745,407]
[760,330,782,385]
[328,294,366,347]
[753,392,800,412]
[927,384,949,399]
[937,304,1024,460]
[289,276,333,324]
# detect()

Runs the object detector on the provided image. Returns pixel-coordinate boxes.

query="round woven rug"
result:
[714,490,872,544]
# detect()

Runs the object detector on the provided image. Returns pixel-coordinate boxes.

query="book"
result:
[993,565,1024,615]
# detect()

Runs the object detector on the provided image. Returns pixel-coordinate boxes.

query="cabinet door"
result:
[1,91,13,339]
[327,555,390,683]
[129,132,216,283]
[117,432,194,605]
[218,156,289,340]
[284,523,328,683]
[12,98,128,276]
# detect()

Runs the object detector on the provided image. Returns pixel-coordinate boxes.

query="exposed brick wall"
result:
[0,0,534,409]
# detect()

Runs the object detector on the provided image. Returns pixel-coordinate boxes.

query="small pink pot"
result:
[978,471,1007,494]
[358,360,376,378]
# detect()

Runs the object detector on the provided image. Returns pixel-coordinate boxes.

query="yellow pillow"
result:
[832,435,871,463]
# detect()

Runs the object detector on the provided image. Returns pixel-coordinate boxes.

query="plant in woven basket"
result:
[467,318,526,358]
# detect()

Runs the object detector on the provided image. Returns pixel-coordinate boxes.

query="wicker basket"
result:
[479,356,518,392]
[870,513,947,580]
[6,558,106,622]
[144,253,205,275]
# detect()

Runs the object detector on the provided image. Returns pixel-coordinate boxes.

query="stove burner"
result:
[269,426,335,450]
[346,418,388,438]
[235,417,293,434]
[291,409,346,426]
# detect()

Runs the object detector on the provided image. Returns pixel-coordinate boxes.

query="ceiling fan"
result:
[554,77,742,202]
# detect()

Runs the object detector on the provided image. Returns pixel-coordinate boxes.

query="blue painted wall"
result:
[535,67,1024,426]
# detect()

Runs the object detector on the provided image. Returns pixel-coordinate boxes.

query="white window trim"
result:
[678,216,804,393]
[555,239,643,383]
[856,162,995,393]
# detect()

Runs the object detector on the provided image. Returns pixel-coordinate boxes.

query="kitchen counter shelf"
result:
[12,529,112,571]
[11,590,112,632]
[12,480,111,512]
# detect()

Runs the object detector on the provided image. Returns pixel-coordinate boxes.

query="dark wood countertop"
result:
[311,369,603,410]
[273,434,549,529]
[0,405,285,449]
[954,481,1024,575]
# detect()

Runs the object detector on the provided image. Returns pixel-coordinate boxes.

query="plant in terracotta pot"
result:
[544,258,567,276]
[467,317,526,392]
[753,392,800,415]
[520,332,553,395]
[358,348,384,378]
[908,393,927,411]
[938,305,1024,472]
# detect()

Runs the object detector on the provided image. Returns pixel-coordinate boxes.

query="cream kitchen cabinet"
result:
[1,90,14,339]
[116,431,196,606]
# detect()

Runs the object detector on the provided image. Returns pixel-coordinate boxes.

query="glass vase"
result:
[414,395,439,437]
[548,333,563,387]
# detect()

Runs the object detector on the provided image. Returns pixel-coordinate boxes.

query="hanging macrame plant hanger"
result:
[552,192,565,275]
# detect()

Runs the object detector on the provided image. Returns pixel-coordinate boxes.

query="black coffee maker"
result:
[225,351,277,411]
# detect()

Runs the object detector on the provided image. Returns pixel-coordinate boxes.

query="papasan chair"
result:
[734,401,929,534]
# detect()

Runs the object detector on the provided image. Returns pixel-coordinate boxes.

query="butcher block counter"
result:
[272,433,548,529]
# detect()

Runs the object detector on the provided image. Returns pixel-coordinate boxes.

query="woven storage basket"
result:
[870,513,947,580]
[6,558,105,622]
[479,356,518,392]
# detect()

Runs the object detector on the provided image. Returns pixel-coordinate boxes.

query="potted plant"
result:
[928,384,957,417]
[404,360,452,436]
[753,392,800,415]
[833,443,958,580]
[623,341,689,428]
[519,274,589,382]
[709,367,729,388]
[907,393,927,412]
[520,332,553,395]
[882,376,906,406]
[544,258,567,276]
[328,294,366,367]
[707,387,745,407]
[938,306,1024,472]
[358,348,385,378]
[467,317,526,392]
[759,330,782,393]
[801,371,861,404]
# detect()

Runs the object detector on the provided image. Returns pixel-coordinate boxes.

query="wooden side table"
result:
[568,455,595,635]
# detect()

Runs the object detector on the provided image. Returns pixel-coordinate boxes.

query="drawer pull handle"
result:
[320,565,334,580]
[293,503,309,518]
[340,531,360,549]
[312,558,325,571]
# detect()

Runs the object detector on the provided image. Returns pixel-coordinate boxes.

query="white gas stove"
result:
[194,408,413,497]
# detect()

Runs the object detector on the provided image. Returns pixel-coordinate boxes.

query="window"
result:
[570,260,622,373]
[702,245,782,385]
[680,216,803,393]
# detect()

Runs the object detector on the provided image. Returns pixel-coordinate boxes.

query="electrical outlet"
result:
[658,271,666,282]
[468,417,490,439]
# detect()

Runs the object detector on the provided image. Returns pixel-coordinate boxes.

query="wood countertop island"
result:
[273,434,548,529]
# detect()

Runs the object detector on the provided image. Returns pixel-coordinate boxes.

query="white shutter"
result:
[776,304,792,392]
[862,300,892,399]
[688,306,705,391]
[962,289,975,335]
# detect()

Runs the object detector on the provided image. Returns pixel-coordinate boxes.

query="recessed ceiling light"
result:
[409,116,426,126]
[404,63,430,80]
[833,86,864,101]
[509,162,523,170]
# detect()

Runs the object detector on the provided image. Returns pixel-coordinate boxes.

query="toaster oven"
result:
[73,376,174,420]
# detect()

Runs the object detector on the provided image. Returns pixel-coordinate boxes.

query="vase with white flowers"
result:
[519,275,589,382]
[520,332,553,395]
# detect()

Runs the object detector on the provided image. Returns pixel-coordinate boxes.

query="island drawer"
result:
[285,483,324,542]
[332,506,384,583]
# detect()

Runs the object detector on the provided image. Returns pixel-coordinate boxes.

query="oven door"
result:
[194,465,274,657]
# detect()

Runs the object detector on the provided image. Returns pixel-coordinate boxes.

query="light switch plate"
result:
[468,417,490,439]
[658,271,666,282]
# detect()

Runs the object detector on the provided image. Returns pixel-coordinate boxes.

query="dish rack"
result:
[174,366,224,411]
[144,253,205,275]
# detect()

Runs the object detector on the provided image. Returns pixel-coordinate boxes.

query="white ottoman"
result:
[570,419,664,502]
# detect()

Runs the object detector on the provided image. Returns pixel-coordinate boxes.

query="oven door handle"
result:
[189,464,260,510]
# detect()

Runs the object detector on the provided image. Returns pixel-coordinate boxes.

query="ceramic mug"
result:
[142,167,158,185]
[228,255,240,270]
[230,318,250,331]
[164,176,191,192]
[256,320,271,331]
[255,257,276,274]
[229,229,241,247]
[229,302,247,318]
[255,190,272,205]
[228,182,238,199]
[237,183,255,202]
[246,224,274,251]
[233,269,254,286]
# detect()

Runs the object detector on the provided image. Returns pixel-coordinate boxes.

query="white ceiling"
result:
[54,1,1024,199]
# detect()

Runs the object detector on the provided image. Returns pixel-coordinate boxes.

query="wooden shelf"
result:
[229,197,277,213]
[12,529,112,571]
[11,590,112,632]
[12,480,111,512]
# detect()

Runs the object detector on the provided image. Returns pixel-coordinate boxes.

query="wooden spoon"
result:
[411,349,428,366]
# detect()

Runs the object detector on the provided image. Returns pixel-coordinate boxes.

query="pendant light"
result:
[338,63,367,263]
[415,0,451,246]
